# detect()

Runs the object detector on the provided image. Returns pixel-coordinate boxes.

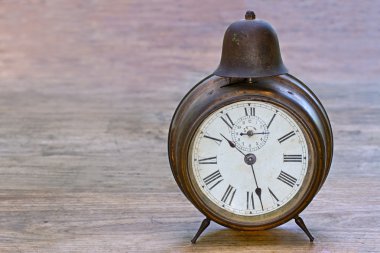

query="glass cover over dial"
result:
[190,101,309,216]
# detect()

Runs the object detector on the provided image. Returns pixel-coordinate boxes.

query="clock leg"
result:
[294,215,314,242]
[191,218,211,244]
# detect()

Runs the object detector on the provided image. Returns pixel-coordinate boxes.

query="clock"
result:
[168,11,333,243]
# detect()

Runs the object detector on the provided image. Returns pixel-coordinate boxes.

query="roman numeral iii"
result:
[277,171,297,187]
[283,154,302,162]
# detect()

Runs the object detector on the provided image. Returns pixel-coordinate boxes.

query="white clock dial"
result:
[190,101,309,216]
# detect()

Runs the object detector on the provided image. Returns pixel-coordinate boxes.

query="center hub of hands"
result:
[243,130,254,137]
[244,153,257,165]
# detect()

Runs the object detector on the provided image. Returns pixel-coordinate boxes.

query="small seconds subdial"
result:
[231,115,269,152]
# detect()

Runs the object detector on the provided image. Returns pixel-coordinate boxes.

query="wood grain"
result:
[0,0,379,252]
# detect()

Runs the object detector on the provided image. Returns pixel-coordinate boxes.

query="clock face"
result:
[190,101,309,216]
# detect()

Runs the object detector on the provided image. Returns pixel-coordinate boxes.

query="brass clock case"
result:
[168,74,333,230]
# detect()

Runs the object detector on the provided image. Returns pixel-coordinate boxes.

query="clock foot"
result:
[295,215,314,242]
[191,218,210,244]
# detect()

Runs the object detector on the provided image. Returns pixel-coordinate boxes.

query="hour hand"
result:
[219,133,236,148]
[220,133,246,156]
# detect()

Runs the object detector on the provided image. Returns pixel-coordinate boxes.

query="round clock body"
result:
[168,74,333,230]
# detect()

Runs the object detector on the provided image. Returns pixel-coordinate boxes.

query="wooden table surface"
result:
[0,1,379,252]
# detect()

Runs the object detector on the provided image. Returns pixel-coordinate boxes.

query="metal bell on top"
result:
[214,11,288,78]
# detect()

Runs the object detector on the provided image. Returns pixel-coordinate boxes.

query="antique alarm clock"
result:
[168,11,333,243]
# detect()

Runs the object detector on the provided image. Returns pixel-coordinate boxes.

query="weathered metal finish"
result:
[214,11,288,78]
[295,215,314,242]
[191,218,210,244]
[168,10,333,240]
[168,75,333,231]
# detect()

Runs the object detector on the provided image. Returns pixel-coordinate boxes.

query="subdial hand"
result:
[251,164,264,210]
[220,133,246,156]
[240,130,270,136]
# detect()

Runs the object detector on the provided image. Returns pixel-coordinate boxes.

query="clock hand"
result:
[220,130,263,211]
[251,164,264,210]
[220,133,246,156]
[240,130,255,137]
[219,133,236,148]
[240,131,270,136]
[255,187,264,211]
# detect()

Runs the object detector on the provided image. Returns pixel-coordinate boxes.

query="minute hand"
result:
[251,164,264,210]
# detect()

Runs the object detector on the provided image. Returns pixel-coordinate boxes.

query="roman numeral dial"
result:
[191,101,309,216]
